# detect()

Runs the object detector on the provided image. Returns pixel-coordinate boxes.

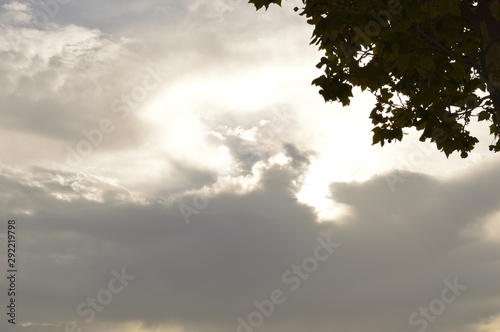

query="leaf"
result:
[396,55,410,73]
[478,111,490,122]
[248,0,281,10]
[391,43,400,59]
[372,127,383,145]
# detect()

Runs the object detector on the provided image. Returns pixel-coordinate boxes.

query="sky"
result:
[0,1,499,332]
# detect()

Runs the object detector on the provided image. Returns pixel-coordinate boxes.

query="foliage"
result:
[248,0,500,157]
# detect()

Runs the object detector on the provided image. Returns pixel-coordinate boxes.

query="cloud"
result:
[0,2,165,176]
[1,2,499,332]
[0,0,315,189]
[0,155,499,332]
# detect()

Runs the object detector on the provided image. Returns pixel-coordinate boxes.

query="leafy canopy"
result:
[248,0,500,158]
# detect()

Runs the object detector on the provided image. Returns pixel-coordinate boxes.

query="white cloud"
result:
[1,2,500,332]
[0,1,30,24]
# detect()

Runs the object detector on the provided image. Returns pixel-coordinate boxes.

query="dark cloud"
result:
[0,159,499,332]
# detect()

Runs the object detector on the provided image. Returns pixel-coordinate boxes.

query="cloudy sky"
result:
[0,1,499,332]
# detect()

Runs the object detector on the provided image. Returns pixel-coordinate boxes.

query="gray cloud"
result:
[1,2,499,332]
[0,158,499,332]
